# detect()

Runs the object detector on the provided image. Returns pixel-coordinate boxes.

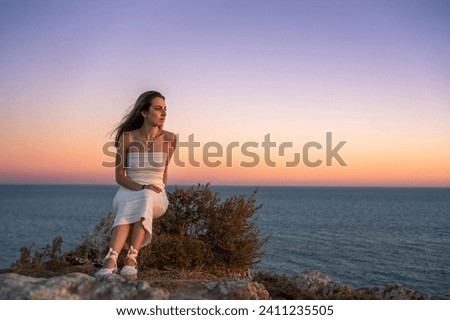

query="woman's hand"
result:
[144,184,163,193]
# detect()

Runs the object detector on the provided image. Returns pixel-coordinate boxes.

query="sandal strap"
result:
[126,246,139,264]
[104,248,118,263]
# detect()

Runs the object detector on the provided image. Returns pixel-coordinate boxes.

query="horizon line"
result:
[0,182,449,189]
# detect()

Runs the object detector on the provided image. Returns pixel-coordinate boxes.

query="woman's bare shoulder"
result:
[160,129,176,141]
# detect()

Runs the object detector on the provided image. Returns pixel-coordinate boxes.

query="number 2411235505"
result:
[259,305,334,316]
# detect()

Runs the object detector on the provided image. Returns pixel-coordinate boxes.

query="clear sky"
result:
[1,0,449,186]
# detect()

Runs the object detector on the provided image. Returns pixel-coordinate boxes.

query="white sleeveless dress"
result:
[112,152,169,248]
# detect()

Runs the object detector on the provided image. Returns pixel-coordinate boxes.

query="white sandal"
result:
[95,248,118,279]
[120,246,138,280]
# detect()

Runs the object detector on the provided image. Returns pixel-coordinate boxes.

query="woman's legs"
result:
[124,219,147,267]
[102,220,147,268]
[97,219,149,280]
[118,220,148,280]
[103,224,130,269]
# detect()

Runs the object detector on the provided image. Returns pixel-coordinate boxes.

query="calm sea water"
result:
[0,184,449,296]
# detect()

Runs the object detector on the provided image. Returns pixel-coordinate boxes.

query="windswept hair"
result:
[110,91,165,147]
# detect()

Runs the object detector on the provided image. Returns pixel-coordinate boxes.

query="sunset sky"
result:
[1,0,449,186]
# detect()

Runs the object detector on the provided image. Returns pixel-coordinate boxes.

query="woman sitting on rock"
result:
[95,91,176,280]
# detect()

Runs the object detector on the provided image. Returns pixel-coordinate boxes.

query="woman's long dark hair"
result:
[111,91,165,147]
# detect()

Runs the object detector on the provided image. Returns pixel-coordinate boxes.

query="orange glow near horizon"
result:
[2,134,448,186]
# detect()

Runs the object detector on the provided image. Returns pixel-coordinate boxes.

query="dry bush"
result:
[12,236,69,272]
[142,184,269,276]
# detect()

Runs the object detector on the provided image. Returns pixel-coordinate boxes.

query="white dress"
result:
[112,152,169,248]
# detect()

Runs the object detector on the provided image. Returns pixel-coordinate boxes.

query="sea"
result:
[0,184,449,296]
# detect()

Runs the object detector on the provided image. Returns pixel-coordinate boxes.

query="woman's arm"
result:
[163,133,177,186]
[115,133,145,191]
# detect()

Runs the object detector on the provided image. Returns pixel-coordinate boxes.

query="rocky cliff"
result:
[1,270,446,300]
[0,272,269,299]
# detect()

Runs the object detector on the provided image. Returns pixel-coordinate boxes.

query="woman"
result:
[95,91,177,280]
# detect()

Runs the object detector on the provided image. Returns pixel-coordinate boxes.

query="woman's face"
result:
[144,97,167,127]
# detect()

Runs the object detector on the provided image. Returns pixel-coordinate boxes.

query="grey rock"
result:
[291,270,442,299]
[165,279,270,300]
[356,283,433,300]
[77,212,115,261]
[0,272,169,300]
[0,272,270,300]
[292,270,355,298]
